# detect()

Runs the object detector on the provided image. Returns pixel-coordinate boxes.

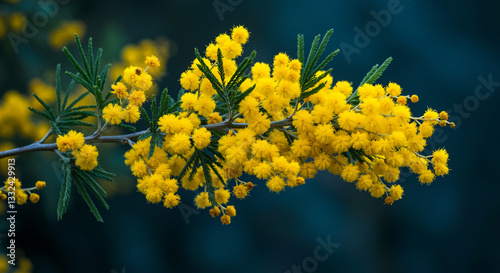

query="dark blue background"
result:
[2,0,500,272]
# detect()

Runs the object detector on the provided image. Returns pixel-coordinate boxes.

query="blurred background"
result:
[1,0,499,272]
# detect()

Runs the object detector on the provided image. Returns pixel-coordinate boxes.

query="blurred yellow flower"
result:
[48,21,86,49]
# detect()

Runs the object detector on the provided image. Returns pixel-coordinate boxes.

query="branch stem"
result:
[0,116,294,158]
[39,128,53,144]
[0,130,148,158]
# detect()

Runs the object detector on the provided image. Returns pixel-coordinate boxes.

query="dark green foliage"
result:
[194,47,256,119]
[57,160,114,222]
[139,88,176,158]
[62,34,117,129]
[297,29,339,100]
[177,149,225,207]
[31,35,121,222]
[29,66,96,136]
[348,57,393,104]
[358,57,393,87]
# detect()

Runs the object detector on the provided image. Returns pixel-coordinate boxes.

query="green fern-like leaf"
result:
[57,161,72,220]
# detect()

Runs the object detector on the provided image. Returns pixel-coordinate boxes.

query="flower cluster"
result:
[110,37,171,96]
[48,20,86,50]
[56,130,98,171]
[0,6,86,52]
[0,10,26,40]
[124,136,177,207]
[101,56,160,125]
[0,85,52,141]
[0,254,32,273]
[119,26,452,224]
[0,179,46,205]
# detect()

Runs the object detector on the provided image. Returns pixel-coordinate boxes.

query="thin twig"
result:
[0,115,295,159]
[39,128,53,144]
[0,129,149,158]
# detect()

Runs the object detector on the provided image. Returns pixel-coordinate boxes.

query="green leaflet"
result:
[217,49,226,88]
[57,161,72,220]
[194,46,256,120]
[140,88,175,159]
[194,49,226,101]
[49,34,121,221]
[298,29,338,99]
[55,64,62,115]
[348,57,393,103]
[358,57,393,87]
[62,34,115,113]
[226,50,256,91]
[56,161,113,222]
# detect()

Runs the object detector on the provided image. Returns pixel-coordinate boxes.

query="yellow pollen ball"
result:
[221,215,231,225]
[145,55,161,68]
[225,205,236,217]
[195,192,212,209]
[35,181,46,189]
[210,206,221,217]
[30,193,40,203]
